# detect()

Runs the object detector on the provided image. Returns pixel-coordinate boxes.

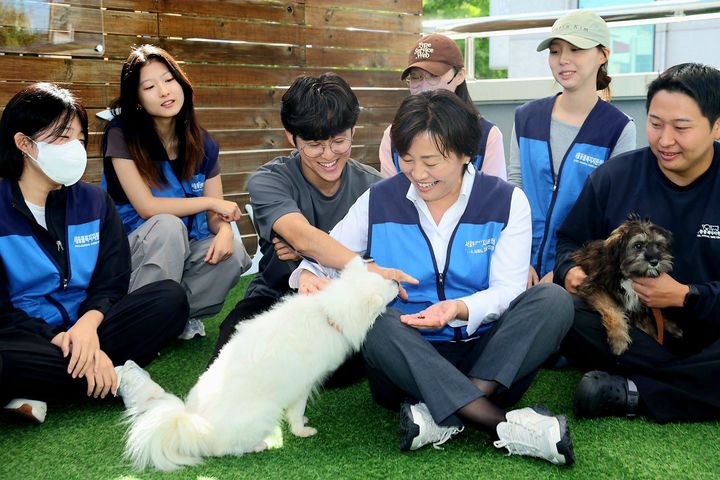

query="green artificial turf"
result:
[2,276,719,479]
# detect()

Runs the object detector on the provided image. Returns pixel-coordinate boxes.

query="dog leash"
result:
[651,308,664,345]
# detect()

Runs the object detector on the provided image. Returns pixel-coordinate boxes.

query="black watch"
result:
[683,284,700,309]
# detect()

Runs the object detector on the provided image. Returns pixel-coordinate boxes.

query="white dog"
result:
[123,257,398,471]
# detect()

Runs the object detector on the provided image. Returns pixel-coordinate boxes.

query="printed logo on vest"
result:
[573,152,604,168]
[74,232,100,248]
[697,224,720,240]
[191,180,204,193]
[465,238,496,254]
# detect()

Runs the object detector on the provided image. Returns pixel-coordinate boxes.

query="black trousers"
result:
[561,297,720,423]
[0,280,187,404]
[212,294,365,388]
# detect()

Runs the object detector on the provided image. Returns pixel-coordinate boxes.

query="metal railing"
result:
[423,1,720,79]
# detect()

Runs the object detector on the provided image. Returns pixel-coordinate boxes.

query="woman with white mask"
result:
[0,83,188,424]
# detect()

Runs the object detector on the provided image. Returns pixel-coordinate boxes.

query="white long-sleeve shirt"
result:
[290,166,531,335]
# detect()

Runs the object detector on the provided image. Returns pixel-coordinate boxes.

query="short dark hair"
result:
[390,89,481,161]
[0,83,88,181]
[281,73,359,141]
[646,63,720,126]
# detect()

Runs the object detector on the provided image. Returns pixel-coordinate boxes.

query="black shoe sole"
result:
[531,405,575,466]
[399,402,420,451]
[554,414,576,466]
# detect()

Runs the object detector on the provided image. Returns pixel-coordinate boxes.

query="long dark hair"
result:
[110,44,205,187]
[0,83,88,181]
[451,67,480,116]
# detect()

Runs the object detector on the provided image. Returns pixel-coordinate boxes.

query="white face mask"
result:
[27,138,87,186]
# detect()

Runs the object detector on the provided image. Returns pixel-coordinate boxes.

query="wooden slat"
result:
[0,82,116,108]
[193,86,407,109]
[305,6,422,33]
[0,57,121,83]
[159,16,417,52]
[306,47,407,70]
[306,0,422,15]
[0,4,103,32]
[159,0,304,24]
[103,10,159,36]
[182,64,403,88]
[159,15,301,45]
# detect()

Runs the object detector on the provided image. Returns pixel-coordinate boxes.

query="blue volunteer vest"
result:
[102,120,215,241]
[516,95,629,277]
[367,173,514,342]
[0,181,103,328]
[392,117,495,174]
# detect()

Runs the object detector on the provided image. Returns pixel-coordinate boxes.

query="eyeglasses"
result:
[404,69,459,89]
[298,137,353,158]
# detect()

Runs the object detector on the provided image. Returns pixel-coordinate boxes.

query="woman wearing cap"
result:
[379,33,506,180]
[507,10,636,287]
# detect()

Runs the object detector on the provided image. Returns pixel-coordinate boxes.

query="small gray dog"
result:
[572,214,682,355]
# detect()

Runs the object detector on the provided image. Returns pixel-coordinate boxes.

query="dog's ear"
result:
[342,256,366,278]
[604,223,628,267]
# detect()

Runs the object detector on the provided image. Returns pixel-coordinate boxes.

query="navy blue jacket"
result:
[555,144,720,330]
[0,180,130,339]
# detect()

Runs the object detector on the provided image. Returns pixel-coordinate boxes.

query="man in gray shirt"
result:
[210,74,381,386]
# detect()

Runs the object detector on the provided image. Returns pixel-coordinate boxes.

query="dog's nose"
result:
[649,258,659,267]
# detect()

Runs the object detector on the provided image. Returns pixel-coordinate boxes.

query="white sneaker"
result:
[399,402,464,451]
[177,318,206,340]
[114,360,165,410]
[494,405,575,466]
[3,398,47,424]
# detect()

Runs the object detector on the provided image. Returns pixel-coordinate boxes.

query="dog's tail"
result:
[124,392,212,472]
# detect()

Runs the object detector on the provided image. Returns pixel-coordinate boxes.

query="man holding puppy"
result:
[210,73,411,386]
[555,63,720,422]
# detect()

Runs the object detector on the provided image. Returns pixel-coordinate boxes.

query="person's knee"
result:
[362,312,401,365]
[532,283,574,333]
[143,214,187,247]
[155,279,189,326]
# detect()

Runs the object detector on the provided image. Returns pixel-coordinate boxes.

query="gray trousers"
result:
[128,214,251,318]
[362,283,573,427]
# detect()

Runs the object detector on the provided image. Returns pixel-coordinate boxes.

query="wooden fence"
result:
[0,0,423,252]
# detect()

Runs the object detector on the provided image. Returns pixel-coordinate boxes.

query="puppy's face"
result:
[606,218,673,279]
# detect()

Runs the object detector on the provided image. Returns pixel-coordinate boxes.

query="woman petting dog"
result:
[555,63,720,423]
[0,83,188,424]
[507,10,636,287]
[292,90,576,466]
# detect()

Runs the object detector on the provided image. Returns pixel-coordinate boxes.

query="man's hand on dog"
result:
[632,273,689,308]
[400,300,467,330]
[564,266,588,294]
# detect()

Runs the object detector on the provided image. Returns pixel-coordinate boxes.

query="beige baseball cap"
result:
[536,10,610,52]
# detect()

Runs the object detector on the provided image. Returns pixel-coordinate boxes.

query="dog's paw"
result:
[291,425,317,438]
[608,334,631,356]
[252,440,269,453]
[665,320,683,339]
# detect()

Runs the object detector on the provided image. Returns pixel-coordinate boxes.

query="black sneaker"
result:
[573,370,639,418]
